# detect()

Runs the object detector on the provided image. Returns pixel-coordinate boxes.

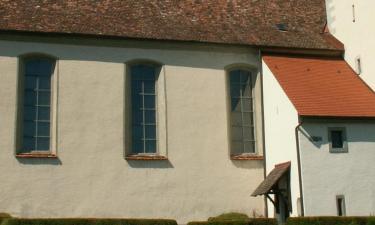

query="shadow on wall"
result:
[16,156,175,168]
[325,0,337,34]
[299,122,375,149]
[0,37,258,71]
[16,157,62,165]
[127,160,174,169]
[231,160,263,169]
[299,127,324,148]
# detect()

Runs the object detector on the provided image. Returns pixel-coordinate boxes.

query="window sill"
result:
[329,150,348,153]
[230,154,264,160]
[16,153,57,158]
[125,155,168,161]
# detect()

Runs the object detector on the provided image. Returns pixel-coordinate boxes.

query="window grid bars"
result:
[24,74,51,151]
[133,75,157,154]
[24,102,50,107]
[133,122,156,125]
[231,70,255,154]
[34,76,39,150]
[232,125,254,128]
[24,119,50,123]
[25,88,51,92]
[240,71,250,153]
[141,81,146,153]
[231,96,253,99]
[24,135,50,138]
[239,74,245,153]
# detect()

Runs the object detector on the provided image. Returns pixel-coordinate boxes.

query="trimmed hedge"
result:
[208,213,250,222]
[287,217,375,225]
[1,218,177,225]
[0,213,11,225]
[188,218,277,225]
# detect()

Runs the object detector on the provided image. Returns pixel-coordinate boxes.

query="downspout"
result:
[295,118,304,216]
[258,48,268,217]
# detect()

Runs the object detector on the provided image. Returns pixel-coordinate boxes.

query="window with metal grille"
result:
[328,127,348,153]
[131,64,157,154]
[21,58,54,152]
[229,69,255,154]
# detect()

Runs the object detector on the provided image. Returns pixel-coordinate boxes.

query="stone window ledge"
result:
[16,152,57,158]
[230,154,264,160]
[125,155,168,161]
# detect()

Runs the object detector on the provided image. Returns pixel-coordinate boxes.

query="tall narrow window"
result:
[20,57,55,153]
[229,69,255,155]
[336,195,346,216]
[131,64,158,154]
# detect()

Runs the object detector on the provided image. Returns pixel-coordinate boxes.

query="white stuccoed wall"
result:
[0,39,264,223]
[299,121,375,216]
[326,0,375,90]
[262,61,301,217]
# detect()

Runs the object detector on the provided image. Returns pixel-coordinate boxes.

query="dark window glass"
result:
[229,69,255,154]
[22,58,54,152]
[331,130,343,148]
[131,65,157,154]
[336,196,346,216]
[337,198,343,216]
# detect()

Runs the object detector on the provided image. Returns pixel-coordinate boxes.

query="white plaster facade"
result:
[262,61,301,217]
[0,38,265,224]
[262,59,375,218]
[326,0,375,90]
[299,121,375,216]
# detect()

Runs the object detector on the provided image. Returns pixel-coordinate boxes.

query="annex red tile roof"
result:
[263,55,375,118]
[0,0,342,50]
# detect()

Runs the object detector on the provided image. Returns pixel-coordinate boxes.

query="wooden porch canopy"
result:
[252,161,291,197]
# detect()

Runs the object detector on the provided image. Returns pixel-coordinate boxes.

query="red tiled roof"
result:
[0,0,342,50]
[263,55,375,118]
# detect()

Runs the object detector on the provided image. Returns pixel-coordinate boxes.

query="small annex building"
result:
[259,54,375,222]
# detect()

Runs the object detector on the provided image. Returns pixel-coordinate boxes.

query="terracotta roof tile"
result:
[263,55,375,118]
[0,0,342,50]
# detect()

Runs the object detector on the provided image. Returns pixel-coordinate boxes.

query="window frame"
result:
[227,66,258,157]
[124,60,168,160]
[130,63,159,155]
[16,53,58,158]
[336,195,346,216]
[328,127,348,153]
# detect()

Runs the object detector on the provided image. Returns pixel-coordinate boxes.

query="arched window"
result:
[228,68,256,154]
[130,64,158,154]
[19,56,56,153]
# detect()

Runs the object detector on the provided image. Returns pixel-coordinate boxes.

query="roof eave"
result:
[300,115,375,122]
[0,29,345,54]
